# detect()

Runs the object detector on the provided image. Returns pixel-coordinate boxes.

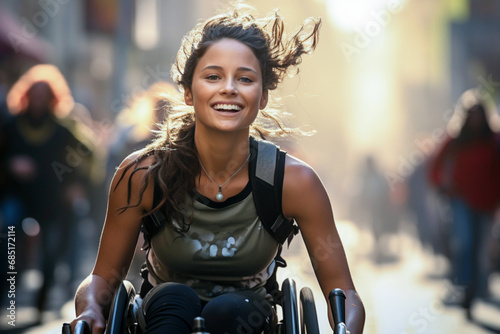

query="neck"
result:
[194,127,250,177]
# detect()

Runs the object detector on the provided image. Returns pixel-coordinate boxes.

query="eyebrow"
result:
[201,65,258,75]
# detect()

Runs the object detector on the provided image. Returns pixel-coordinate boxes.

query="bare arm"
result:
[71,154,154,334]
[282,156,365,334]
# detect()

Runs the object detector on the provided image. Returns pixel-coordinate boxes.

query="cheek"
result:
[190,82,211,102]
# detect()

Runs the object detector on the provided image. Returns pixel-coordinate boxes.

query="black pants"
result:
[142,283,275,334]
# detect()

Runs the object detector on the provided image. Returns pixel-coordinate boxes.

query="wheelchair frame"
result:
[63,278,348,334]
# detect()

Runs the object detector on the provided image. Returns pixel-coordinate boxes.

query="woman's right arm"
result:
[71,154,154,334]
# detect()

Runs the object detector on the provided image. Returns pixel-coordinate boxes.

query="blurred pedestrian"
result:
[429,89,500,318]
[357,155,399,263]
[0,64,95,323]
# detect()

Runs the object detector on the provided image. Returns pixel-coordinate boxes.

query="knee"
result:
[143,282,201,321]
[202,291,275,334]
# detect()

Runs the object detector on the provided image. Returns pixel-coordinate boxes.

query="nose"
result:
[220,78,238,95]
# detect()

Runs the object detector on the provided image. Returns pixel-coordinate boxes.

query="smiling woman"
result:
[71,3,365,334]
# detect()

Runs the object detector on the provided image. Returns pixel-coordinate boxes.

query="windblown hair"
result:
[118,4,321,232]
[455,103,493,144]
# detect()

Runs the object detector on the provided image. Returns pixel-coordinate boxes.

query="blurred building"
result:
[450,0,500,103]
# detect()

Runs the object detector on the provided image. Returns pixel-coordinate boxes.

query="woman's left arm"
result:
[282,155,365,334]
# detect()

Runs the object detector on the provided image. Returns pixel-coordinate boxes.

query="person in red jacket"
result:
[429,91,500,319]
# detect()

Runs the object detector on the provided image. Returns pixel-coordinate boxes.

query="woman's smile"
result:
[212,103,243,112]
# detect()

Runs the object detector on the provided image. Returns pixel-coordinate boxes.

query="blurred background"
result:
[0,0,500,333]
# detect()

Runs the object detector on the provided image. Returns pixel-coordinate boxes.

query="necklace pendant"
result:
[199,153,251,203]
[215,188,224,202]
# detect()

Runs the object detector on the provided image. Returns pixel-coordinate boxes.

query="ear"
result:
[184,87,193,106]
[259,90,268,110]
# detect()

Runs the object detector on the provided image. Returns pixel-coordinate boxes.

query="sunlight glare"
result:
[326,0,405,31]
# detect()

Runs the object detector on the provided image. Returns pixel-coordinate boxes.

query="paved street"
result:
[278,220,500,333]
[3,220,500,333]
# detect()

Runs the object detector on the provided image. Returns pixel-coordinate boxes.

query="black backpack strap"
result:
[141,179,166,249]
[249,137,298,245]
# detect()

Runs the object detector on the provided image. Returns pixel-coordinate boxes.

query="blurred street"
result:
[2,220,500,334]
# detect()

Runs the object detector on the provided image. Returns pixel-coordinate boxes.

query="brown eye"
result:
[206,75,219,81]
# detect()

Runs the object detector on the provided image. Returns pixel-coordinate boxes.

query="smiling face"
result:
[184,38,268,135]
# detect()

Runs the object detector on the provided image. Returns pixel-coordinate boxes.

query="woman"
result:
[429,90,500,318]
[72,5,365,334]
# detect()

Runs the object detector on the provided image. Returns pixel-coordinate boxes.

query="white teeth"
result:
[213,104,242,111]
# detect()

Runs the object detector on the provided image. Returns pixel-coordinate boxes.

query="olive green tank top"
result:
[147,182,280,301]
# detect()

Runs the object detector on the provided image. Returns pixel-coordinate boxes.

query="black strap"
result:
[264,245,288,305]
[249,137,298,245]
[141,180,165,249]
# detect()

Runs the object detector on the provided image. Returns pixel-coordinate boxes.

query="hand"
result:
[71,307,106,334]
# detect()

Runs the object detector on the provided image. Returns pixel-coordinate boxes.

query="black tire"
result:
[281,278,299,334]
[300,287,319,334]
[105,281,136,334]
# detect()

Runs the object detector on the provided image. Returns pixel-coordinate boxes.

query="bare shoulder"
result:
[282,154,329,220]
[283,154,322,190]
[110,150,156,212]
[117,150,155,172]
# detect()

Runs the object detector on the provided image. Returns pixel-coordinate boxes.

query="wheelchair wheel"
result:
[300,287,319,334]
[105,281,136,334]
[281,278,299,334]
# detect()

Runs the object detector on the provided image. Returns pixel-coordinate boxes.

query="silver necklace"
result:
[199,153,251,201]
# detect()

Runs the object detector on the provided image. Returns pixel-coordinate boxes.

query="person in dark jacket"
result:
[0,64,93,322]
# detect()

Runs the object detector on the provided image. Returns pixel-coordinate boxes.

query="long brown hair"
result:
[117,4,321,233]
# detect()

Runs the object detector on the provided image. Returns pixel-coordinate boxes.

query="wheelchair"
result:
[63,278,348,334]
